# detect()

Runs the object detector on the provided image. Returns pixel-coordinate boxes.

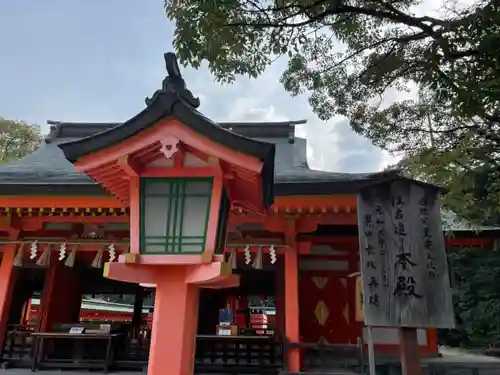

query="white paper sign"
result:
[69,327,85,334]
[217,328,232,336]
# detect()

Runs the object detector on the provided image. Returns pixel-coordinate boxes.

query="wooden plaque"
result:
[357,179,455,328]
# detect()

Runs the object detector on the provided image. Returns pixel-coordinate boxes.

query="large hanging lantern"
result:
[140,177,229,255]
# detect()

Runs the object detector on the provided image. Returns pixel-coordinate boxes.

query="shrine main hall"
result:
[0,52,491,375]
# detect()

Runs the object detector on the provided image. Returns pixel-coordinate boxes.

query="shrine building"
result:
[0,52,496,375]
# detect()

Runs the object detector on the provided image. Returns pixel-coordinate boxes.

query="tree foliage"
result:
[0,118,41,163]
[165,0,500,222]
[399,150,500,225]
[440,247,500,348]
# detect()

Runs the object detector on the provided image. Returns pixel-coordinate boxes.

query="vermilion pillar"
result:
[427,329,438,353]
[284,248,300,372]
[39,256,82,331]
[148,267,200,375]
[0,243,18,351]
[348,247,361,343]
[275,260,285,336]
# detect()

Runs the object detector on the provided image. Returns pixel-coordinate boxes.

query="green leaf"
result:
[0,118,42,163]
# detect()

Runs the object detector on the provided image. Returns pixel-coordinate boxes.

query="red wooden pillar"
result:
[0,243,19,351]
[284,247,300,372]
[39,255,82,331]
[348,245,362,343]
[427,328,438,353]
[147,267,200,375]
[275,259,284,336]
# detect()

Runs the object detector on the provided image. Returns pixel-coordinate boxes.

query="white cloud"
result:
[223,99,289,123]
[378,151,400,170]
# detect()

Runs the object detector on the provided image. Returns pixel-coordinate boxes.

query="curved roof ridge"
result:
[45,119,307,143]
[47,119,307,126]
[219,120,306,126]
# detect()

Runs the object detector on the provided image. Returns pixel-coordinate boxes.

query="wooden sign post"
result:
[357,179,455,375]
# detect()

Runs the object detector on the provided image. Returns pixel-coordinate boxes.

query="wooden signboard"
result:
[357,179,455,328]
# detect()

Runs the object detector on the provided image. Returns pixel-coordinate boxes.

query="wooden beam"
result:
[0,196,124,208]
[117,155,140,177]
[20,216,128,225]
[274,195,357,210]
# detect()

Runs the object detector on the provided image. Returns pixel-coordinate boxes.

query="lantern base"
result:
[118,252,223,265]
[103,261,239,375]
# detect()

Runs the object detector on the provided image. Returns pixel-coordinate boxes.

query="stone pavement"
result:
[0,371,141,375]
[0,372,239,375]
[2,348,500,375]
[432,346,500,364]
[0,370,497,375]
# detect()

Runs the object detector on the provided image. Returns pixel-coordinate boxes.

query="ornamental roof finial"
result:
[145,52,200,108]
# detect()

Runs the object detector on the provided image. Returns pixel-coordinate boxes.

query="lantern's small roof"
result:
[57,92,276,168]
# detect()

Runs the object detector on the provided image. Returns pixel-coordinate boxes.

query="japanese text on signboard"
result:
[357,180,454,328]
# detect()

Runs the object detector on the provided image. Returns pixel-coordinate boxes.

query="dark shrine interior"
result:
[15,264,143,297]
[14,258,277,336]
[6,258,283,373]
[197,268,276,335]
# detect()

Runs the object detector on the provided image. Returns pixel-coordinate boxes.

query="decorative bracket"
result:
[160,135,180,159]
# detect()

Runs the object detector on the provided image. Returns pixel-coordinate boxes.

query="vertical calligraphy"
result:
[393,194,422,299]
[363,212,381,307]
[420,195,437,281]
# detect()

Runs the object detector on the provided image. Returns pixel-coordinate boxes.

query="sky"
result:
[0,0,451,173]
